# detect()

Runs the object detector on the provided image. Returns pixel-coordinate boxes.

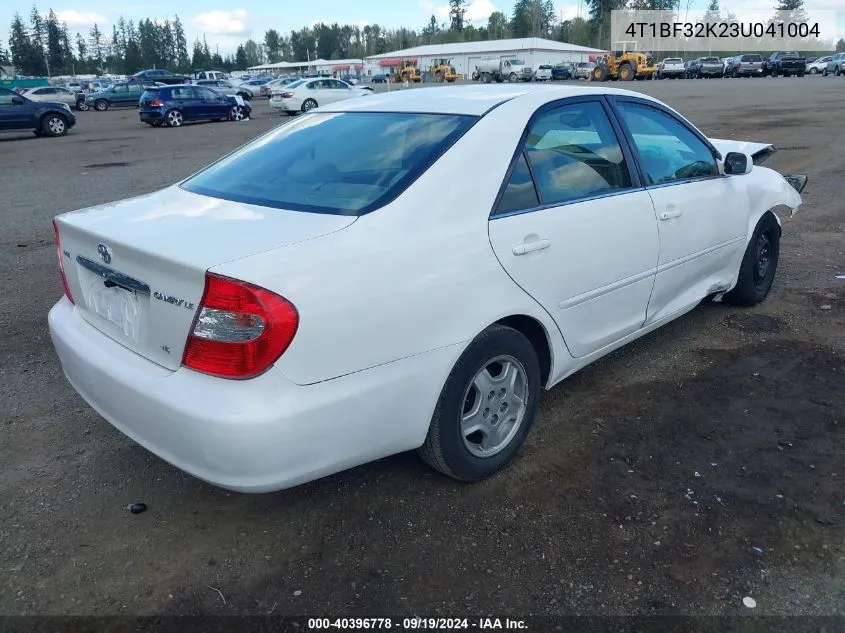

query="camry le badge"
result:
[97,243,112,264]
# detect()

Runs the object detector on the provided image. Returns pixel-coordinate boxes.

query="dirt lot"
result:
[1,77,844,618]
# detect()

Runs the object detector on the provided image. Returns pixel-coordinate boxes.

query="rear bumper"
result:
[139,110,165,121]
[49,298,458,492]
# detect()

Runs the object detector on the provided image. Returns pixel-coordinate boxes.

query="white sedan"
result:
[22,85,79,108]
[270,78,373,114]
[49,85,806,493]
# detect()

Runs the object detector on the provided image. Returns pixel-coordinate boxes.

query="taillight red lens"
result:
[281,92,295,98]
[182,273,298,379]
[148,99,163,106]
[52,220,74,304]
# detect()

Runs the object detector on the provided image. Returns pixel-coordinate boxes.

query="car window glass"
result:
[616,101,718,185]
[494,153,539,215]
[0,89,18,106]
[128,84,142,93]
[523,101,632,206]
[113,85,128,93]
[182,112,475,216]
[171,86,195,99]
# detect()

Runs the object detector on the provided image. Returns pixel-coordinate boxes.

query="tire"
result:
[771,68,778,77]
[417,325,541,482]
[810,67,818,74]
[152,120,163,127]
[481,73,491,84]
[591,65,608,82]
[165,109,183,127]
[722,213,780,307]
[835,66,841,76]
[509,72,517,82]
[797,71,804,77]
[619,64,634,81]
[41,113,68,137]
[229,105,245,121]
[94,99,109,111]
[76,99,89,111]
[823,69,828,76]
[238,91,250,100]
[301,98,317,112]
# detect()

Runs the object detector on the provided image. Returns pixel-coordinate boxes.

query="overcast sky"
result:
[2,0,842,57]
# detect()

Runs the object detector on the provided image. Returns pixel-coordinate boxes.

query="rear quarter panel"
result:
[212,100,570,386]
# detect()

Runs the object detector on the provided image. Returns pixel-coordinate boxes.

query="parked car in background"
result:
[656,57,685,79]
[371,74,388,83]
[763,51,806,77]
[260,78,287,97]
[195,79,253,101]
[341,74,362,85]
[138,85,250,128]
[85,82,152,111]
[0,87,75,137]
[550,64,573,80]
[48,85,806,492]
[806,56,831,74]
[534,65,553,81]
[689,57,724,78]
[269,78,370,115]
[130,69,191,85]
[725,54,764,78]
[65,82,84,94]
[236,78,271,99]
[22,86,80,109]
[574,62,594,79]
[823,52,845,76]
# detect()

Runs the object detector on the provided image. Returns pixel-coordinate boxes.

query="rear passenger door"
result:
[488,97,660,358]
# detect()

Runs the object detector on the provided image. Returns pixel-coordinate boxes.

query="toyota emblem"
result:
[97,243,112,264]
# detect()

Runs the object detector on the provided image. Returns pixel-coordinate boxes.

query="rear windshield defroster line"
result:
[181,111,479,216]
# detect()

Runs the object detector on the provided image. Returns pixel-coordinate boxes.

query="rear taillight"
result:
[736,63,741,68]
[281,92,295,98]
[52,220,74,304]
[182,273,298,379]
[147,99,163,107]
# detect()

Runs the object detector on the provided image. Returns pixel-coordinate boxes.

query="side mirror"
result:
[12,96,24,105]
[724,151,753,175]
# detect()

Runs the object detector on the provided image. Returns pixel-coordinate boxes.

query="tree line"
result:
[5,0,842,77]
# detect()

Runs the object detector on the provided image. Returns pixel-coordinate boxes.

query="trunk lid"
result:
[55,186,355,370]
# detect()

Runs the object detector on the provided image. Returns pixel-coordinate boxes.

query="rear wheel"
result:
[835,66,841,76]
[810,67,818,74]
[722,213,780,307]
[76,99,89,111]
[481,72,491,83]
[619,63,635,81]
[591,65,608,81]
[301,98,317,112]
[94,99,109,111]
[165,109,183,127]
[418,325,541,482]
[42,113,68,137]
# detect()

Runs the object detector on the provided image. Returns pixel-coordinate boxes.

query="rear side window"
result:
[495,154,539,215]
[182,112,477,215]
[523,101,632,206]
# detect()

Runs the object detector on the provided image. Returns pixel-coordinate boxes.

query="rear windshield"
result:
[702,57,720,62]
[181,112,477,216]
[664,58,683,63]
[539,65,553,69]
[741,54,763,62]
[140,88,160,99]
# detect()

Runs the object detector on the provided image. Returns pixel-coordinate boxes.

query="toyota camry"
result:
[49,85,806,492]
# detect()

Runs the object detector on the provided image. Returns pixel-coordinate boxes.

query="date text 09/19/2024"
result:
[307,618,528,630]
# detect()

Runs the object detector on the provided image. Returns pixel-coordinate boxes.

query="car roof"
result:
[324,84,659,116]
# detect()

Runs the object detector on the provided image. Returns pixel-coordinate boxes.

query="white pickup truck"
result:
[656,58,685,79]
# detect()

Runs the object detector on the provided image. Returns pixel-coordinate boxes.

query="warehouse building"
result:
[364,37,608,78]
[247,58,365,75]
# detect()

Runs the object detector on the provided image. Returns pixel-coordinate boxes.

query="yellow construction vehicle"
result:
[591,41,658,81]
[429,58,458,82]
[392,60,422,83]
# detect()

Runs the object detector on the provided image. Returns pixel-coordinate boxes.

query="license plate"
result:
[88,282,142,342]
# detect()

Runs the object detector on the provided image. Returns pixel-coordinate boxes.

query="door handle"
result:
[659,209,682,220]
[512,238,551,256]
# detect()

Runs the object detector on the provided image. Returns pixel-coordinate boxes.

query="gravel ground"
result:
[1,77,844,619]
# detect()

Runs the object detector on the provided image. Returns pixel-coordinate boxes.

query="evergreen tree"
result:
[173,15,189,71]
[89,22,104,72]
[9,13,38,74]
[449,0,466,32]
[29,5,47,75]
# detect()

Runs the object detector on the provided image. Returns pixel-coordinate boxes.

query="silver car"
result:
[824,52,845,76]
[21,86,80,109]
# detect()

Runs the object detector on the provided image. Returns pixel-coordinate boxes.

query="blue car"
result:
[138,84,251,128]
[371,74,388,83]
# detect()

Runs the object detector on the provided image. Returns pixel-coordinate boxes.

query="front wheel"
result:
[76,100,89,111]
[722,213,780,306]
[42,113,68,137]
[509,72,517,82]
[229,105,246,121]
[418,325,541,481]
[810,67,818,74]
[94,99,109,111]
[165,109,183,127]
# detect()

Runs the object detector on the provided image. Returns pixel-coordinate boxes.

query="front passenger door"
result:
[488,98,660,358]
[611,98,749,324]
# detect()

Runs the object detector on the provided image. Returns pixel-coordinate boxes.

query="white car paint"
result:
[24,86,78,107]
[269,78,371,114]
[49,84,803,492]
[806,56,831,74]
